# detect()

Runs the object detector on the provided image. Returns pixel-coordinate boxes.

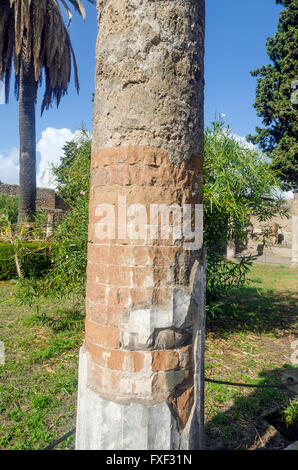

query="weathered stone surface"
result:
[152,349,179,372]
[282,369,298,393]
[169,385,195,429]
[93,0,204,167]
[232,198,294,260]
[153,328,192,350]
[284,441,298,450]
[226,240,236,260]
[172,288,192,328]
[76,346,191,450]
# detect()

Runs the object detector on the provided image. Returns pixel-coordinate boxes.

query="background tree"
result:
[204,120,288,314]
[13,121,287,320]
[0,0,95,222]
[247,0,298,190]
[34,122,286,301]
[44,131,91,297]
[204,120,287,249]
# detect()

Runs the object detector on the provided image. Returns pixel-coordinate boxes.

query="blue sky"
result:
[0,0,283,187]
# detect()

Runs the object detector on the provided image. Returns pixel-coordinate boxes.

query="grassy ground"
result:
[205,263,298,449]
[0,263,297,450]
[0,286,84,450]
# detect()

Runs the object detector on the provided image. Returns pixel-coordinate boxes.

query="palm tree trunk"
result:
[18,53,36,223]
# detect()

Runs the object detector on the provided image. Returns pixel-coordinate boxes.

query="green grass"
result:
[205,263,298,449]
[281,397,298,428]
[0,282,84,450]
[0,263,297,450]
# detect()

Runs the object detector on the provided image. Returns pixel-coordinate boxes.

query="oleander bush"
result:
[0,194,19,224]
[0,241,51,280]
[14,124,286,317]
[19,131,92,299]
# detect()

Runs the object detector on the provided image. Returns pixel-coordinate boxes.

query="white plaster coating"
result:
[127,308,172,346]
[76,346,179,450]
[172,288,192,328]
[148,402,172,449]
[284,441,298,450]
[122,289,193,348]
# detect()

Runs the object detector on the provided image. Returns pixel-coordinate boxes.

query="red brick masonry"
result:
[85,145,203,428]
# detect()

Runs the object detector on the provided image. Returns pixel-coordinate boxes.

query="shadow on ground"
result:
[205,366,297,450]
[207,286,298,336]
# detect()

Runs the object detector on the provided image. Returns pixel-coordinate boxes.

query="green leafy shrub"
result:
[16,124,286,321]
[50,130,91,207]
[43,195,89,296]
[203,120,285,316]
[0,242,17,279]
[204,120,287,249]
[10,131,90,299]
[0,194,19,224]
[206,252,255,318]
[206,252,255,302]
[15,277,42,306]
[0,242,51,280]
[281,397,298,428]
[39,131,91,297]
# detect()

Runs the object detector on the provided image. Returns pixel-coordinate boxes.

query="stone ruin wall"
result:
[0,183,70,210]
[0,183,55,209]
[0,183,70,226]
[237,200,293,257]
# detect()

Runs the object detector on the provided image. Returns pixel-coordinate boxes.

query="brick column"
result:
[292,191,298,267]
[76,0,205,450]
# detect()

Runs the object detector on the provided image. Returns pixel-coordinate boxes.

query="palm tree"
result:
[76,0,205,450]
[0,0,95,222]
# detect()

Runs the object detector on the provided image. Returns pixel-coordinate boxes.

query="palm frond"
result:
[57,0,96,22]
[0,0,94,113]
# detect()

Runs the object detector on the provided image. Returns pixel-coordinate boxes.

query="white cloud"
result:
[0,127,75,189]
[231,133,257,152]
[37,127,75,188]
[0,147,19,184]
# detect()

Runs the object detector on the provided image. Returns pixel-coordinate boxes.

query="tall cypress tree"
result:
[247,0,298,190]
